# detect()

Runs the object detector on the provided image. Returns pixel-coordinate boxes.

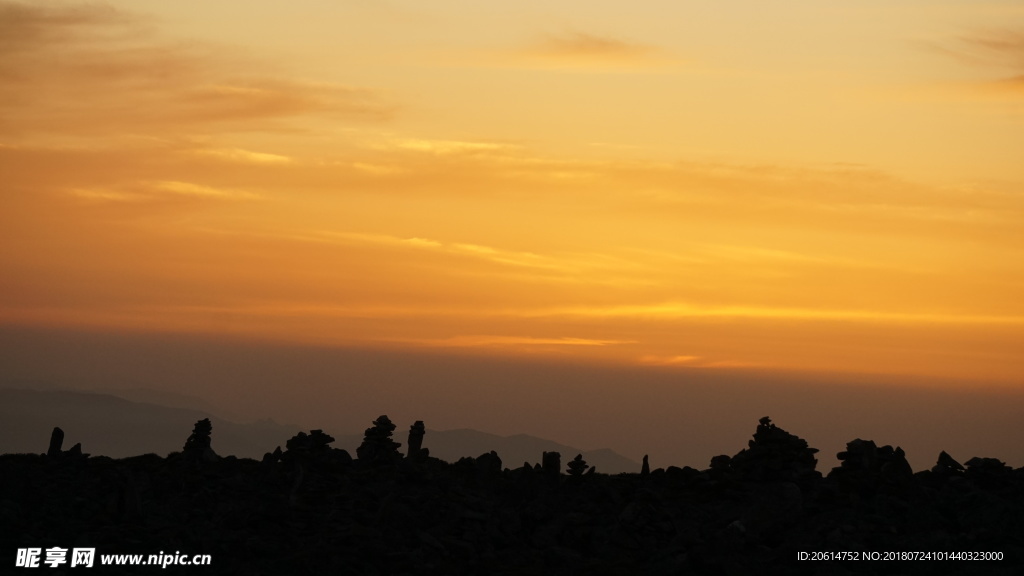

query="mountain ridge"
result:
[0,388,640,473]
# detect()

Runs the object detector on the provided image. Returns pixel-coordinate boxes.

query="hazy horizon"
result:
[3,324,1022,472]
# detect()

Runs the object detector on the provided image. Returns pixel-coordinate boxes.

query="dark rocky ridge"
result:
[0,388,639,473]
[3,416,1022,575]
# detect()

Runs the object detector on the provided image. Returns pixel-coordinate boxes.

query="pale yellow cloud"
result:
[534,31,654,60]
[465,30,677,72]
[307,231,576,273]
[638,354,701,366]
[68,187,141,202]
[64,180,259,202]
[390,138,518,155]
[193,147,292,164]
[529,302,1024,326]
[351,162,404,175]
[152,180,259,200]
[389,335,634,348]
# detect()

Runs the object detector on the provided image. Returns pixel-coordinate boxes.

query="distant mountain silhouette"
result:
[0,388,300,458]
[92,386,247,421]
[0,388,639,472]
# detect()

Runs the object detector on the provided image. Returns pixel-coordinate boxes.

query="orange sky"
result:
[3,0,1024,386]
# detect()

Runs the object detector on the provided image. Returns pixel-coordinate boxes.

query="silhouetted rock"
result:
[356,415,402,464]
[262,445,283,464]
[46,427,63,457]
[455,450,503,485]
[282,429,352,472]
[830,438,914,492]
[708,454,732,479]
[883,446,914,480]
[477,449,501,474]
[566,453,588,476]
[966,457,1012,475]
[407,420,426,458]
[933,450,965,475]
[641,454,650,476]
[834,438,877,473]
[542,451,560,479]
[42,427,89,460]
[730,416,820,485]
[965,457,1013,488]
[285,428,335,452]
[182,418,219,463]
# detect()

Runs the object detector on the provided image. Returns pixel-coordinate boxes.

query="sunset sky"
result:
[3,1,1024,464]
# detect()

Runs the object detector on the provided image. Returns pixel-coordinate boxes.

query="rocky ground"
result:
[2,416,1022,575]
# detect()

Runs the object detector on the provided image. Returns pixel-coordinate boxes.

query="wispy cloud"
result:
[192,147,292,164]
[391,138,518,155]
[932,29,1024,97]
[0,1,392,138]
[311,231,568,271]
[528,302,1024,326]
[958,30,1024,67]
[533,31,655,60]
[0,1,137,54]
[68,188,141,202]
[176,80,392,125]
[388,335,634,348]
[636,355,762,369]
[480,30,676,71]
[67,180,259,202]
[152,180,259,200]
[638,354,701,365]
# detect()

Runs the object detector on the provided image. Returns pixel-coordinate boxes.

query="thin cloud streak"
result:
[304,231,583,273]
[383,335,636,348]
[533,31,655,60]
[473,30,679,72]
[192,147,292,164]
[66,180,260,202]
[530,303,1024,326]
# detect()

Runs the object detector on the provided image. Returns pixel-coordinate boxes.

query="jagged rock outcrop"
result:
[407,420,427,459]
[46,427,64,458]
[43,427,88,460]
[932,450,965,476]
[280,429,352,469]
[965,457,1014,488]
[566,454,589,477]
[729,417,821,486]
[542,451,560,480]
[182,418,219,463]
[829,438,913,492]
[356,415,402,464]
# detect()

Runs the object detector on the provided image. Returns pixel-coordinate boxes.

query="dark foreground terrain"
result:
[3,416,1022,575]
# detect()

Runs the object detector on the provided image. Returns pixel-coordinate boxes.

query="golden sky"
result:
[3,0,1024,384]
